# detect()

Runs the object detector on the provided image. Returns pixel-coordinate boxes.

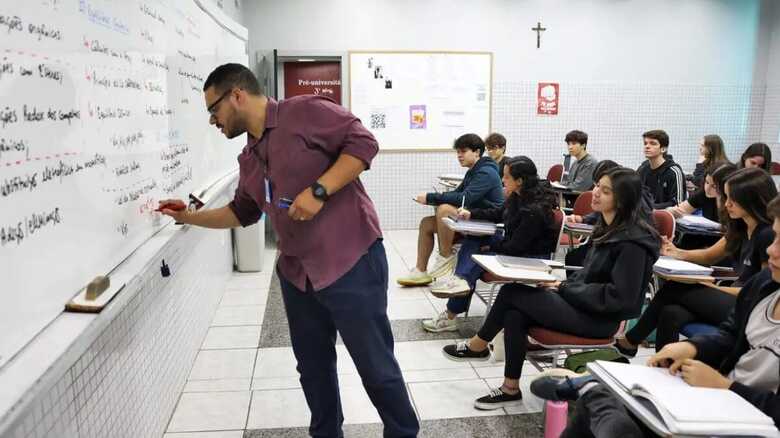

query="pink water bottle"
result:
[544,400,568,438]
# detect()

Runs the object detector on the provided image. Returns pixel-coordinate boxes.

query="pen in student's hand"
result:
[460,195,465,210]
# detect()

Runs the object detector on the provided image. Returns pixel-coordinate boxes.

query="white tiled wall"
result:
[362,80,769,229]
[0,193,235,438]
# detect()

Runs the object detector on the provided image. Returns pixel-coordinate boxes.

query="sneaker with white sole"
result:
[396,267,433,286]
[428,253,456,279]
[474,387,523,410]
[422,311,459,333]
[442,341,490,362]
[429,276,470,296]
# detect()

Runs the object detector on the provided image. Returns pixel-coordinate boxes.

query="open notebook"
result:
[590,361,777,437]
[677,215,722,231]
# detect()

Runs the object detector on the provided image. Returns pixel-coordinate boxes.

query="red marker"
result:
[155,202,186,212]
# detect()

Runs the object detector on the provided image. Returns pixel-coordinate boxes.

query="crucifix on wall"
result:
[532,21,546,49]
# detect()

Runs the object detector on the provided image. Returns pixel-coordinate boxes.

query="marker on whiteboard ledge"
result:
[85,275,110,301]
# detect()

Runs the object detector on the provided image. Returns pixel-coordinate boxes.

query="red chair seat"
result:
[559,234,580,246]
[528,327,614,346]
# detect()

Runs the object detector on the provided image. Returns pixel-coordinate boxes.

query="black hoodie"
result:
[558,223,660,320]
[637,155,687,209]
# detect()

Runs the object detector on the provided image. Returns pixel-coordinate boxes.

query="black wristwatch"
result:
[311,181,329,202]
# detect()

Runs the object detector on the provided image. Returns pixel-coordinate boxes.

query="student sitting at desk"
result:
[531,200,780,436]
[397,134,504,286]
[617,167,777,355]
[560,129,598,192]
[739,142,773,172]
[667,161,735,223]
[421,156,558,332]
[637,129,687,209]
[690,134,729,190]
[484,132,509,179]
[440,167,660,410]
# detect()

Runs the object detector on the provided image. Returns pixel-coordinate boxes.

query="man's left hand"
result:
[679,359,732,389]
[288,187,324,221]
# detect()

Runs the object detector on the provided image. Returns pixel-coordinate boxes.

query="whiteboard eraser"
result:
[86,276,110,301]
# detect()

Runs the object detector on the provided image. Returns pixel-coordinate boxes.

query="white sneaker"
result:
[429,253,456,278]
[429,276,470,296]
[422,310,459,333]
[396,267,433,286]
[429,274,457,289]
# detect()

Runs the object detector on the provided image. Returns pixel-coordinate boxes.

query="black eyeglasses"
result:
[207,88,233,116]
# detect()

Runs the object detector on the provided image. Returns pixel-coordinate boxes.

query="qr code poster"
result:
[409,105,427,129]
[370,111,387,129]
[537,82,559,116]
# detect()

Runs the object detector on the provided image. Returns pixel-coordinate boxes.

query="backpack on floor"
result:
[563,349,629,374]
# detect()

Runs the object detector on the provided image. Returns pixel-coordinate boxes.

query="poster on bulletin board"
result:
[537,82,559,115]
[348,51,492,151]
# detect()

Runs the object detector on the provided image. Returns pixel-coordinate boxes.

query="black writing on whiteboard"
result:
[0,15,23,34]
[113,160,141,177]
[0,206,63,247]
[163,166,193,194]
[111,131,144,149]
[0,138,28,160]
[139,3,166,25]
[141,56,169,71]
[28,21,63,41]
[115,179,158,205]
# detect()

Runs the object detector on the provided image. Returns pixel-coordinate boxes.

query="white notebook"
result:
[593,361,777,436]
[677,214,722,231]
[441,217,497,236]
[654,256,714,276]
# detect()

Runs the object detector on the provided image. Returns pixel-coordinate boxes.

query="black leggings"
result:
[477,284,619,379]
[562,385,655,438]
[625,281,736,350]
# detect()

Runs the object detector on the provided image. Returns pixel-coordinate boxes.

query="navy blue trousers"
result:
[278,240,419,438]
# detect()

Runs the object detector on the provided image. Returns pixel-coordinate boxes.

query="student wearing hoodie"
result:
[530,194,780,437]
[637,129,686,209]
[440,167,660,410]
[397,133,504,286]
[422,156,559,332]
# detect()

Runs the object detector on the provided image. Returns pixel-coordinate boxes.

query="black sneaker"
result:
[613,339,638,358]
[474,387,523,410]
[529,375,597,402]
[442,341,490,362]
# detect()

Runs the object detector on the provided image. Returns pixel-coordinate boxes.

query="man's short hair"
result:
[642,130,669,149]
[564,130,588,146]
[453,133,485,156]
[204,63,262,95]
[484,133,507,149]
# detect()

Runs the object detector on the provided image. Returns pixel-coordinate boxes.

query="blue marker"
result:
[277,197,293,209]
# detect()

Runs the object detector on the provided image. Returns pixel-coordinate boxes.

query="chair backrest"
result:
[771,162,780,176]
[551,208,566,259]
[547,164,564,182]
[652,209,675,240]
[572,191,594,217]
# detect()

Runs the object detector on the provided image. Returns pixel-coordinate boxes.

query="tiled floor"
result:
[163,230,655,438]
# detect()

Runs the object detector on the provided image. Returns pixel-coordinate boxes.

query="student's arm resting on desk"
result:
[664,236,727,266]
[558,242,649,314]
[666,201,695,219]
[427,167,496,207]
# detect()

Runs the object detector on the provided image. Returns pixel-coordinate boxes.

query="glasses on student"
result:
[207,88,233,117]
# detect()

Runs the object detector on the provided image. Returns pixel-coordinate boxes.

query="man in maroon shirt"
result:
[160,64,419,437]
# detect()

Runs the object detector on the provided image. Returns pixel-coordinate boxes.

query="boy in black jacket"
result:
[531,194,780,437]
[636,129,687,209]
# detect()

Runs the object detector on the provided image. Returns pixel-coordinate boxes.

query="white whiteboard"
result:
[0,0,247,369]
[349,51,492,150]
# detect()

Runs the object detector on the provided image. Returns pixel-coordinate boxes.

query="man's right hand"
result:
[647,341,698,374]
[158,199,190,223]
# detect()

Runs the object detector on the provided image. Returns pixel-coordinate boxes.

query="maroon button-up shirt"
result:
[228,95,382,291]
